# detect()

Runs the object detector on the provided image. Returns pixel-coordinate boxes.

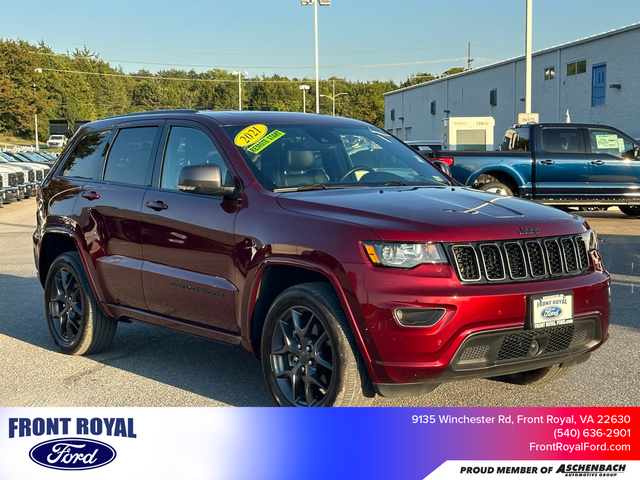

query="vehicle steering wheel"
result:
[339,165,375,182]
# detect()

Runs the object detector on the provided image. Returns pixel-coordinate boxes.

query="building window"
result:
[592,63,606,107]
[430,100,436,115]
[489,89,498,106]
[566,60,587,76]
[544,66,555,80]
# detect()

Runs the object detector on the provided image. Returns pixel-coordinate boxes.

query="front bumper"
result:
[346,259,610,392]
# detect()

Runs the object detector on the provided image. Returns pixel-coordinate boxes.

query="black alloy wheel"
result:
[44,252,117,355]
[261,283,373,407]
[270,304,334,406]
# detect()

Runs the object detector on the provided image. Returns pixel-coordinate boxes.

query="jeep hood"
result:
[276,186,586,242]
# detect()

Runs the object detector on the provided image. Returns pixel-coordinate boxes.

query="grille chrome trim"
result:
[479,243,506,281]
[447,235,590,284]
[451,245,482,282]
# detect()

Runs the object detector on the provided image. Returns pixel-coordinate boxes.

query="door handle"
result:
[146,200,168,211]
[540,159,555,165]
[590,160,605,166]
[81,191,100,200]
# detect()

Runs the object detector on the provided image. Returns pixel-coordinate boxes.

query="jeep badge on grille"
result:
[519,226,540,236]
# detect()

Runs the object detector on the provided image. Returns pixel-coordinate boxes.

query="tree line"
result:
[0,38,463,140]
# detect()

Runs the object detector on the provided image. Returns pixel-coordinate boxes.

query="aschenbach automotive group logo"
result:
[8,416,136,471]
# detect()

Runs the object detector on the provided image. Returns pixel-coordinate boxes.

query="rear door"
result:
[534,126,589,199]
[140,122,240,333]
[73,123,163,310]
[584,126,640,199]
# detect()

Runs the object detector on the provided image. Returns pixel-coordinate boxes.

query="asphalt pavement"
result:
[1,199,638,407]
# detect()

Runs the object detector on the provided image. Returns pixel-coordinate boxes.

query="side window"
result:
[103,127,158,186]
[160,126,230,190]
[541,128,580,154]
[60,131,111,179]
[588,128,634,158]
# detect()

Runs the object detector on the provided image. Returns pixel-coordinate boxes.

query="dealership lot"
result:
[1,199,638,407]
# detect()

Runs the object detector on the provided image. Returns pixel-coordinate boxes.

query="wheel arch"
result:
[245,260,369,363]
[470,168,523,195]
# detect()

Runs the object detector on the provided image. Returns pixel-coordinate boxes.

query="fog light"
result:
[393,308,446,327]
[528,339,541,356]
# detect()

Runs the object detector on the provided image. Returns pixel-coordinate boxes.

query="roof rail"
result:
[101,109,200,121]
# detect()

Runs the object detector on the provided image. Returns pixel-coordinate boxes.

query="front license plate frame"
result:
[527,291,574,329]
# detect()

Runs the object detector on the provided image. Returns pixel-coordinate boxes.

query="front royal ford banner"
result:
[0,407,637,479]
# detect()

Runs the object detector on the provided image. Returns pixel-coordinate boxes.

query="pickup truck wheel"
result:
[261,283,373,407]
[492,364,573,385]
[478,182,514,196]
[619,205,640,217]
[44,252,117,355]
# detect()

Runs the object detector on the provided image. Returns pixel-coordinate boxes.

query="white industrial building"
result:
[384,23,640,149]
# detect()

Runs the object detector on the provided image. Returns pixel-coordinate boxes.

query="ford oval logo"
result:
[541,306,563,318]
[29,438,116,470]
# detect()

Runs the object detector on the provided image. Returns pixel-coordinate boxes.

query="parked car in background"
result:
[433,122,640,216]
[35,110,610,407]
[46,135,67,148]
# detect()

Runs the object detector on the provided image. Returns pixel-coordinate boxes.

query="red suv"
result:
[34,110,610,406]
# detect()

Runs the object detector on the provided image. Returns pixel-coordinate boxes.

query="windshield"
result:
[221,123,450,191]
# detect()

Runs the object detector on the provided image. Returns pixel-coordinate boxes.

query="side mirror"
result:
[178,164,236,198]
[431,160,452,177]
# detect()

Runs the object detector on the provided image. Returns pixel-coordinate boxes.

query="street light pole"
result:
[33,68,42,151]
[299,85,310,113]
[301,0,331,114]
[320,92,348,116]
[231,70,248,111]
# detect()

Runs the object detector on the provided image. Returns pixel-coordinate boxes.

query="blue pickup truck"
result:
[433,123,640,216]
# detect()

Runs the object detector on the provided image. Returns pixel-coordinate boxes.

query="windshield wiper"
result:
[274,183,330,192]
[383,181,408,186]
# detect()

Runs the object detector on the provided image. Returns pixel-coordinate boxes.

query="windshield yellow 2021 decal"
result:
[234,124,268,147]
[247,130,285,154]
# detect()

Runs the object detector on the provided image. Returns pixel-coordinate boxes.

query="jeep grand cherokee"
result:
[33,110,610,406]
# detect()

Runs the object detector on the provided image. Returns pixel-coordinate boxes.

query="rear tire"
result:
[619,205,640,217]
[44,252,117,355]
[492,364,573,385]
[478,181,514,196]
[261,283,373,407]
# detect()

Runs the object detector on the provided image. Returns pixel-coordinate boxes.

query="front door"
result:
[584,126,640,200]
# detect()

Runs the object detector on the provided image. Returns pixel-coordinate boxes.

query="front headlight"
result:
[580,229,598,252]
[363,242,448,268]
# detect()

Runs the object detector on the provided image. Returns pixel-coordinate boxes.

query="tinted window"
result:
[160,127,231,190]
[541,128,580,154]
[61,131,111,179]
[588,128,634,158]
[103,127,158,186]
[501,128,530,151]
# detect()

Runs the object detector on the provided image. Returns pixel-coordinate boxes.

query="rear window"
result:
[60,131,111,179]
[501,128,530,151]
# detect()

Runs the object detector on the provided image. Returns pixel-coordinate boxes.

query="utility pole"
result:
[525,0,533,113]
[467,42,473,71]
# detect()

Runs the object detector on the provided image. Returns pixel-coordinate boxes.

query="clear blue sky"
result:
[2,0,637,83]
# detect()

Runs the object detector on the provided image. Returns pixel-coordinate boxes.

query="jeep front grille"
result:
[449,235,589,284]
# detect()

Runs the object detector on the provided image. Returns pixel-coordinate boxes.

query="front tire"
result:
[261,283,373,407]
[478,181,514,196]
[619,205,640,217]
[44,252,117,355]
